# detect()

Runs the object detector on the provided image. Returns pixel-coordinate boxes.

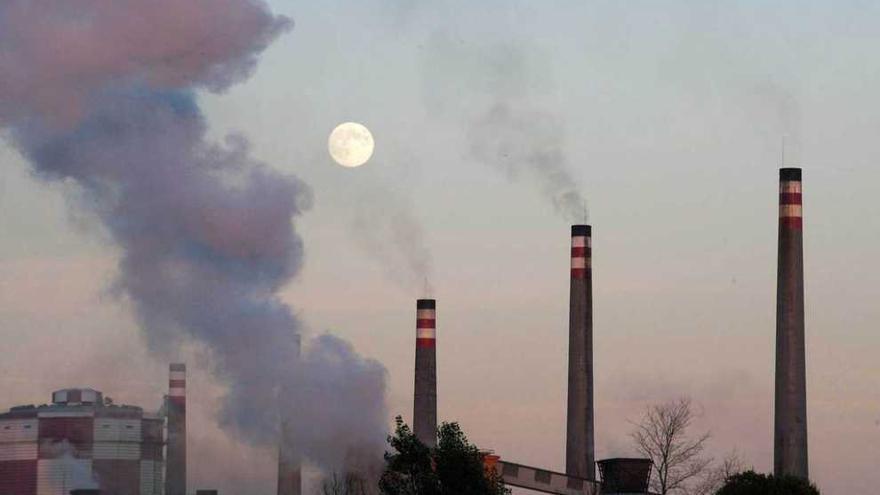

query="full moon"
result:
[328,122,374,168]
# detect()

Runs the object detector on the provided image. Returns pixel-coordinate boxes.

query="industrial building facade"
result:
[0,388,164,495]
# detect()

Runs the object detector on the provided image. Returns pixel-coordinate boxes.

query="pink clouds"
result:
[0,0,290,124]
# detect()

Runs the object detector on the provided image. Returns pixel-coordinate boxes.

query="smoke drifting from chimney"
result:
[419,34,586,223]
[469,103,586,223]
[352,189,434,293]
[0,0,387,474]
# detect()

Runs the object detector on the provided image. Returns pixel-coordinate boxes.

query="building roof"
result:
[0,388,157,420]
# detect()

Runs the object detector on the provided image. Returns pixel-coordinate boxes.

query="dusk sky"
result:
[1,1,878,494]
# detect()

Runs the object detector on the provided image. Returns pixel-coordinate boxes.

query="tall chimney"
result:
[277,419,302,495]
[413,298,437,447]
[278,336,302,495]
[774,167,809,478]
[166,363,187,495]
[566,225,595,480]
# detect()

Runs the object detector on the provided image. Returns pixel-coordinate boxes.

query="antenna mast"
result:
[782,135,786,167]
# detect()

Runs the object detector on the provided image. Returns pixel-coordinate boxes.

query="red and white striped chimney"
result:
[566,225,595,480]
[166,363,187,495]
[774,168,809,479]
[413,299,437,447]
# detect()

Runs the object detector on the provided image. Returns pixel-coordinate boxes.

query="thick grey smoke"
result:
[352,188,434,294]
[0,0,387,473]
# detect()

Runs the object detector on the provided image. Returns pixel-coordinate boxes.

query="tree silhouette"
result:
[379,416,508,495]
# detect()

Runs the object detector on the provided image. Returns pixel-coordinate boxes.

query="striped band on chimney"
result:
[169,367,186,403]
[571,229,591,280]
[416,302,437,348]
[779,171,803,230]
[413,299,437,447]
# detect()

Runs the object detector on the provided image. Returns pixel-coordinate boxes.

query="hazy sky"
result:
[1,1,879,494]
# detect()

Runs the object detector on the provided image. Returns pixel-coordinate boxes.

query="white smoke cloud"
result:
[0,0,388,475]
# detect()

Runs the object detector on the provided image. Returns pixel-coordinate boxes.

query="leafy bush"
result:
[716,470,819,495]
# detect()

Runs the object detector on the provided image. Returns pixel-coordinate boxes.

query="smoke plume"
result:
[469,102,586,223]
[420,33,587,222]
[0,0,387,473]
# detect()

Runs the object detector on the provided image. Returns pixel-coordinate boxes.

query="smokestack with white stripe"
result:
[413,299,437,447]
[166,363,187,495]
[566,225,595,480]
[774,168,809,479]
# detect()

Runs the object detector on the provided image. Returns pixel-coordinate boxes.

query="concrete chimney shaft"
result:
[566,225,595,480]
[414,299,437,447]
[277,336,302,495]
[277,419,302,495]
[166,363,187,495]
[774,167,809,479]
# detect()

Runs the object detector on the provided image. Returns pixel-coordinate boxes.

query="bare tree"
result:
[630,398,712,495]
[689,450,746,495]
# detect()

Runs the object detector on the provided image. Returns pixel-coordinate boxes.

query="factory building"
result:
[0,389,164,495]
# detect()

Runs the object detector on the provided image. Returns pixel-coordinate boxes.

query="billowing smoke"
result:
[352,188,434,294]
[0,0,288,125]
[0,0,386,474]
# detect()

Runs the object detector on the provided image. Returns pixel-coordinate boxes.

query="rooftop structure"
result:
[0,388,164,495]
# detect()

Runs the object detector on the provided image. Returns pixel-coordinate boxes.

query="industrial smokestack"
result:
[166,363,187,495]
[566,225,595,480]
[774,168,809,479]
[413,299,437,447]
[278,336,302,495]
[277,420,302,495]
